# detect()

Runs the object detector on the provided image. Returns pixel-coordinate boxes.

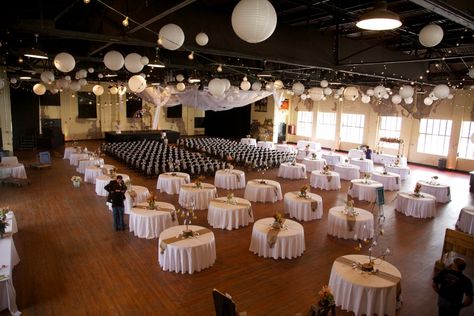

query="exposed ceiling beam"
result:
[340,54,474,67]
[408,0,474,30]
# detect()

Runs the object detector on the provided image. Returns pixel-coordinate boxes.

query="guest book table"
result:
[417,180,451,203]
[178,183,217,210]
[95,174,130,196]
[244,179,283,203]
[348,149,364,159]
[129,202,178,239]
[77,158,104,174]
[207,197,253,230]
[321,153,342,166]
[395,192,437,218]
[350,158,374,173]
[302,157,326,172]
[329,254,401,316]
[84,166,104,184]
[310,171,341,191]
[334,164,360,181]
[214,169,246,189]
[278,162,307,179]
[158,225,216,274]
[240,138,256,146]
[385,165,410,180]
[69,153,89,166]
[457,206,474,235]
[257,141,274,149]
[249,218,305,259]
[372,153,407,166]
[0,163,27,179]
[348,179,384,203]
[156,172,190,194]
[371,171,401,191]
[327,206,374,239]
[284,192,323,221]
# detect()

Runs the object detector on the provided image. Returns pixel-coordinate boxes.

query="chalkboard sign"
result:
[376,187,385,205]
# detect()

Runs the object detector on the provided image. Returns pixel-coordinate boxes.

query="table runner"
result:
[346,215,357,231]
[267,219,286,248]
[160,228,212,253]
[135,205,177,221]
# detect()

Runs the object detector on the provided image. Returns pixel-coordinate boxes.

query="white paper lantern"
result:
[419,24,444,47]
[128,75,147,93]
[88,67,94,73]
[274,80,284,90]
[391,94,402,104]
[176,74,185,82]
[139,73,146,79]
[208,78,226,97]
[366,89,374,96]
[424,97,433,105]
[222,79,231,91]
[383,93,389,99]
[140,56,149,65]
[469,68,474,79]
[323,87,332,96]
[240,80,251,91]
[65,75,71,81]
[98,73,104,79]
[399,85,414,99]
[33,83,46,95]
[159,24,185,50]
[337,87,345,95]
[40,71,55,84]
[292,82,305,95]
[320,80,328,88]
[125,53,144,73]
[103,51,124,71]
[300,94,307,100]
[10,78,17,84]
[433,84,450,99]
[56,78,69,89]
[343,86,359,101]
[308,87,324,101]
[78,69,88,78]
[231,0,277,44]
[265,82,274,91]
[50,88,59,95]
[252,81,262,91]
[54,52,76,73]
[447,94,454,99]
[404,97,413,104]
[374,85,386,98]
[92,85,104,96]
[195,32,209,46]
[69,81,81,92]
[109,86,118,95]
[176,82,186,91]
[361,95,371,104]
[79,79,87,86]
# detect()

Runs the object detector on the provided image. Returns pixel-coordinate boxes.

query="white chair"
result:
[2,156,18,165]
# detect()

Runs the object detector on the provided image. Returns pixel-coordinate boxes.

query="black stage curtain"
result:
[10,89,40,150]
[205,105,250,138]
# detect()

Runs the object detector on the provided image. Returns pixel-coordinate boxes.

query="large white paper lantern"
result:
[419,24,444,47]
[343,86,359,101]
[447,94,454,100]
[399,85,414,99]
[176,82,186,91]
[54,52,75,73]
[231,0,277,44]
[40,71,55,84]
[109,86,118,95]
[159,24,185,50]
[69,81,81,92]
[78,69,88,78]
[176,74,185,82]
[128,75,147,93]
[404,97,413,104]
[374,85,386,98]
[88,67,94,73]
[366,89,374,96]
[391,94,402,104]
[252,81,262,91]
[240,80,251,91]
[274,80,284,90]
[424,97,433,105]
[320,80,329,88]
[125,53,144,73]
[361,95,371,104]
[140,56,149,65]
[221,79,231,91]
[9,78,17,84]
[265,82,274,91]
[92,85,104,96]
[195,32,209,46]
[292,82,305,95]
[104,51,124,71]
[323,87,332,96]
[33,83,46,95]
[79,79,87,86]
[308,87,324,101]
[433,84,450,99]
[208,78,226,97]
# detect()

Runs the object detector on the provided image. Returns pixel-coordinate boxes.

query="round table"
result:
[321,153,342,166]
[350,158,374,173]
[348,179,384,202]
[329,254,401,316]
[395,192,437,218]
[417,180,451,203]
[457,206,474,235]
[334,164,360,180]
[371,171,401,191]
[63,147,77,160]
[95,174,130,196]
[158,225,216,274]
[249,218,305,259]
[0,163,27,179]
[207,197,253,230]
[178,183,217,210]
[284,192,323,221]
[257,141,274,149]
[84,166,104,184]
[310,171,341,191]
[348,149,364,159]
[302,157,326,172]
[385,165,410,180]
[156,172,190,194]
[277,163,307,179]
[129,202,178,239]
[69,153,89,166]
[275,144,296,153]
[106,185,150,215]
[240,138,256,146]
[244,179,283,203]
[296,149,318,160]
[328,206,374,239]
[77,158,104,174]
[214,169,246,189]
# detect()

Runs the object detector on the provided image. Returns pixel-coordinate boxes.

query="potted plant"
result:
[71,176,82,188]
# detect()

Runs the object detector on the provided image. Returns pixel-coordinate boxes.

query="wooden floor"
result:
[1,141,474,316]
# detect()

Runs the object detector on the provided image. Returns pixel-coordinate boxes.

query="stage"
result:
[104,130,180,143]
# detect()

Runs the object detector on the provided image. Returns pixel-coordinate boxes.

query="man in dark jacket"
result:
[104,175,127,231]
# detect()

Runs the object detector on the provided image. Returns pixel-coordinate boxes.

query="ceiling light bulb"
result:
[157,37,163,45]
[188,51,194,60]
[83,0,90,3]
[243,76,248,81]
[356,1,402,31]
[18,57,23,63]
[122,17,129,27]
[217,65,223,72]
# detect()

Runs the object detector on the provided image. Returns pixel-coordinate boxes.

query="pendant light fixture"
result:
[356,1,402,31]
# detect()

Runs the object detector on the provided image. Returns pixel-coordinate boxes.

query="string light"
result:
[122,17,129,27]
[83,0,90,3]
[217,64,223,72]
[188,51,194,60]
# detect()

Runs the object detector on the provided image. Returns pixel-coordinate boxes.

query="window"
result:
[340,113,365,144]
[316,112,337,140]
[458,121,474,159]
[296,111,313,137]
[417,118,452,155]
[378,116,402,148]
[77,92,97,119]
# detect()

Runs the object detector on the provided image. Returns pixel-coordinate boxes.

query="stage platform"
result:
[104,130,180,143]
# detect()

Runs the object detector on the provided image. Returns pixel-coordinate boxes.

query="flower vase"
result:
[182,226,193,238]
[73,181,81,188]
[361,260,375,272]
[272,221,283,230]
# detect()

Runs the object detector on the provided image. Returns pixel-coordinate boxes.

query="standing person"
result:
[104,175,127,231]
[433,257,473,316]
[364,146,372,160]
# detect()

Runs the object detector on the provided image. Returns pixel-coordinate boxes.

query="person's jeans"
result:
[438,296,461,316]
[112,206,125,230]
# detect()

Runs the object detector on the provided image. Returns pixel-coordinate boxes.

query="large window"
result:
[458,121,474,159]
[316,112,337,140]
[417,119,452,155]
[340,113,365,144]
[296,111,313,137]
[378,116,402,148]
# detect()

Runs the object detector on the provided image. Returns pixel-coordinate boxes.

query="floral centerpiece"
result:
[343,199,356,214]
[272,212,284,229]
[394,158,400,166]
[344,158,349,165]
[291,159,297,166]
[317,285,335,307]
[109,168,117,178]
[413,183,422,197]
[147,194,157,210]
[195,175,205,189]
[178,202,197,238]
[321,164,330,175]
[71,176,82,188]
[362,173,371,184]
[0,208,10,238]
[257,163,268,184]
[226,192,236,204]
[311,153,317,160]
[299,185,308,198]
[382,166,388,175]
[354,216,390,272]
[305,144,311,157]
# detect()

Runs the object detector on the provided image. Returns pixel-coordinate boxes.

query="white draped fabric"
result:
[372,153,407,166]
[214,169,246,190]
[417,181,451,203]
[77,158,104,174]
[284,192,323,221]
[348,179,383,203]
[328,206,374,239]
[350,158,374,173]
[334,164,360,181]
[129,202,178,239]
[321,153,342,166]
[0,163,27,179]
[95,174,130,196]
[84,166,104,184]
[156,172,190,195]
[207,197,253,230]
[457,206,474,235]
[385,165,410,180]
[310,171,341,191]
[244,180,283,203]
[278,163,307,179]
[107,185,150,215]
[302,157,326,172]
[348,149,364,159]
[371,172,401,191]
[240,138,257,146]
[395,192,436,218]
[178,183,217,210]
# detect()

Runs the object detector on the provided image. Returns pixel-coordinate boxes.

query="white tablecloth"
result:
[457,206,474,235]
[350,158,374,173]
[372,153,407,166]
[329,254,401,316]
[158,225,216,274]
[107,185,150,215]
[1,157,18,165]
[257,141,274,149]
[207,197,253,230]
[275,144,296,153]
[284,192,323,221]
[69,153,89,166]
[95,174,130,196]
[0,163,27,179]
[296,140,321,151]
[76,158,104,174]
[84,166,104,184]
[348,149,364,159]
[302,157,326,172]
[395,192,437,218]
[310,171,341,191]
[240,138,256,146]
[156,172,190,194]
[321,153,342,166]
[334,164,360,181]
[129,202,178,239]
[214,169,246,189]
[417,181,451,203]
[328,206,374,239]
[371,171,401,191]
[296,149,319,160]
[178,183,217,210]
[244,179,283,203]
[249,218,305,259]
[278,163,307,179]
[63,147,77,160]
[385,165,410,180]
[348,179,383,203]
